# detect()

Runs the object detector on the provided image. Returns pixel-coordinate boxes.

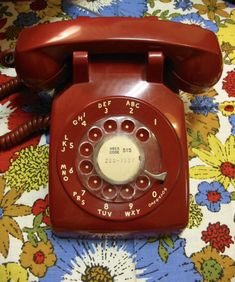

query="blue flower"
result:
[62,0,147,18]
[229,114,235,135]
[174,0,193,11]
[14,12,39,28]
[195,181,231,212]
[40,232,202,281]
[135,236,202,281]
[190,96,218,116]
[171,12,219,32]
[40,231,135,281]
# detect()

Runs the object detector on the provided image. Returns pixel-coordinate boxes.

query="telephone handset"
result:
[0,17,222,237]
[15,16,221,93]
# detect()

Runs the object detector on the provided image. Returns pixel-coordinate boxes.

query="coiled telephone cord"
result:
[0,77,23,100]
[0,77,50,151]
[0,114,50,150]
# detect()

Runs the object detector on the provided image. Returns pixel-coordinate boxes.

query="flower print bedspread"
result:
[0,0,235,281]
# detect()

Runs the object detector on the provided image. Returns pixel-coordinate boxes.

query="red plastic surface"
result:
[14,17,222,93]
[49,53,189,236]
[56,98,181,221]
[12,17,223,237]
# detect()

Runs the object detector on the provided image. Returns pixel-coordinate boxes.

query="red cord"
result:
[0,77,50,150]
[0,114,50,151]
[0,77,23,100]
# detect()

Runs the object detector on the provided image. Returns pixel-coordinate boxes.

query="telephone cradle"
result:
[0,17,222,237]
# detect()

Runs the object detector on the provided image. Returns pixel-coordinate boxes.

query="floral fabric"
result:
[0,0,235,281]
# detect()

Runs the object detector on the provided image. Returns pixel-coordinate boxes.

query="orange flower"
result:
[20,241,56,277]
[193,0,229,21]
[191,246,235,281]
[0,177,31,258]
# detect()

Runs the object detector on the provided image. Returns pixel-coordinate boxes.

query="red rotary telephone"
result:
[0,17,222,237]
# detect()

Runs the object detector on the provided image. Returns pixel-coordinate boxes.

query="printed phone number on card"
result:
[104,158,136,164]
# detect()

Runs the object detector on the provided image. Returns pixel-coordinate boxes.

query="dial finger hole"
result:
[88,127,102,142]
[120,185,135,200]
[104,119,117,133]
[79,160,93,174]
[80,142,93,157]
[121,120,135,133]
[88,175,102,190]
[136,128,150,142]
[136,176,150,190]
[102,185,118,200]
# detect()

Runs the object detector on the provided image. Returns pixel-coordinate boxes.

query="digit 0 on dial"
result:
[56,97,181,220]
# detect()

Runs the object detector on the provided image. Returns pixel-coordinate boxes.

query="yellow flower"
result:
[217,10,235,65]
[0,177,31,258]
[191,246,235,282]
[0,263,28,282]
[20,241,56,278]
[188,195,203,229]
[219,101,235,117]
[190,134,235,189]
[193,0,229,21]
[4,145,49,192]
[15,0,62,19]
